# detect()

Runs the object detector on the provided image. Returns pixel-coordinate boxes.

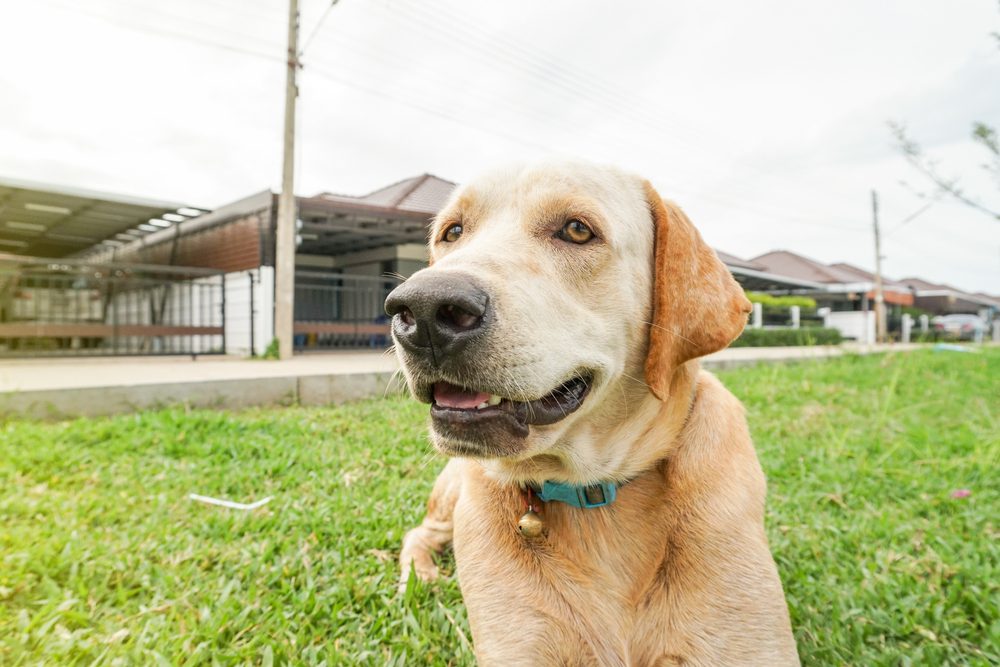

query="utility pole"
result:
[274,0,299,360]
[871,190,886,344]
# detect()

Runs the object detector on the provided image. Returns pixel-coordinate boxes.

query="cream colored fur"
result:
[395,161,799,666]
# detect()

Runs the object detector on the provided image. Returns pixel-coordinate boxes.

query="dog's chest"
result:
[451,475,691,665]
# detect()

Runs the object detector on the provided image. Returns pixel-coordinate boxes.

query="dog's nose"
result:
[384,271,490,359]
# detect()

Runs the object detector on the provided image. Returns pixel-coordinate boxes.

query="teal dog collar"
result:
[534,480,619,508]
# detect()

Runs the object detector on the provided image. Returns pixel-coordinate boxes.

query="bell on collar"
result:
[518,509,544,538]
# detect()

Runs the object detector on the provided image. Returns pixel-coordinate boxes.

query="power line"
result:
[300,0,338,56]
[63,0,285,51]
[34,0,873,234]
[303,64,555,154]
[369,0,864,204]
[43,0,284,62]
[304,57,866,231]
[302,34,869,231]
[188,0,285,24]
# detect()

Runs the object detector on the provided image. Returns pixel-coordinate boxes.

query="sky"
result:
[1,0,998,292]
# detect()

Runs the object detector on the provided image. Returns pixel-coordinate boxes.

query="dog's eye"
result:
[558,219,594,244]
[442,224,463,243]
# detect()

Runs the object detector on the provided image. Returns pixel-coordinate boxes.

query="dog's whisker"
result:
[617,379,630,421]
[639,319,700,348]
[621,372,652,390]
[383,367,406,399]
[387,162,797,663]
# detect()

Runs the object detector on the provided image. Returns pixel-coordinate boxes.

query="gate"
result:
[0,253,226,357]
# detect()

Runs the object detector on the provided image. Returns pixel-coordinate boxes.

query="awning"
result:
[0,177,206,258]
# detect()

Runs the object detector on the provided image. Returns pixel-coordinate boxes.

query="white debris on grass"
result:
[932,343,979,354]
[188,493,273,511]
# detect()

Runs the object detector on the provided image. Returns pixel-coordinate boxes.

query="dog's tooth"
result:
[487,394,502,406]
[476,401,489,410]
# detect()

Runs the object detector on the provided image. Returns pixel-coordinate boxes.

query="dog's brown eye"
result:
[442,224,463,243]
[558,219,594,244]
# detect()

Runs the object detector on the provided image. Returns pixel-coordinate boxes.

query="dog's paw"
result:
[398,555,441,593]
[398,527,444,592]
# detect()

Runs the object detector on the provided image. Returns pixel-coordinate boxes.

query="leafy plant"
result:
[732,326,843,347]
[260,338,280,360]
[746,291,818,309]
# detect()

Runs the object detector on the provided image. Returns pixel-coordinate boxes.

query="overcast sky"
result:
[1,0,998,292]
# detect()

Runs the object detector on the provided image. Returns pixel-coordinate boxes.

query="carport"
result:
[0,178,220,356]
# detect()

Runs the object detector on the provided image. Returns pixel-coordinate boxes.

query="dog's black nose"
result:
[384,271,490,360]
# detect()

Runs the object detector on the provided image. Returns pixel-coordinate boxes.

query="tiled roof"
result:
[898,277,948,291]
[320,174,457,216]
[715,250,765,270]
[830,262,909,290]
[751,250,862,284]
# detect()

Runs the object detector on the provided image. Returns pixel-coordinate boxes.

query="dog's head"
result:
[386,161,750,480]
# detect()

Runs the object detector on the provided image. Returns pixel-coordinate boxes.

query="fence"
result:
[755,304,825,328]
[293,271,400,349]
[0,254,226,357]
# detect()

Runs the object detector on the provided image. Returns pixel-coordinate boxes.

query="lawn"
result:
[1,348,997,666]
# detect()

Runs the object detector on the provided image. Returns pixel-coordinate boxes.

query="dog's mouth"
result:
[429,374,593,432]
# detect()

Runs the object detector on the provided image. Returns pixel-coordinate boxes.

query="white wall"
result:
[825,310,875,343]
[224,266,273,357]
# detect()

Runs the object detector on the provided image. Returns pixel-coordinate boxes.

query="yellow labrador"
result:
[386,161,799,666]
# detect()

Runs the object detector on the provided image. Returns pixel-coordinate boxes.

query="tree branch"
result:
[888,121,1000,221]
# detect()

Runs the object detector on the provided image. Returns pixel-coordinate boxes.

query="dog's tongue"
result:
[433,382,490,409]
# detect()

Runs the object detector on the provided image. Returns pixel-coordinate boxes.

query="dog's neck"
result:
[479,362,700,488]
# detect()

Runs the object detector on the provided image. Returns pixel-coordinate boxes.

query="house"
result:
[3,172,989,357]
[1,175,455,356]
[714,251,824,293]
[898,278,999,320]
[751,250,915,342]
[0,177,222,356]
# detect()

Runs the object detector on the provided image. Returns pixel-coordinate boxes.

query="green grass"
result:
[1,349,998,666]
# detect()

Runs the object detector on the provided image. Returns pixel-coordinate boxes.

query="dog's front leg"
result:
[398,457,464,591]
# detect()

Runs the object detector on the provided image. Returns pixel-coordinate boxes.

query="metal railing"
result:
[760,306,825,328]
[0,253,226,357]
[294,271,401,349]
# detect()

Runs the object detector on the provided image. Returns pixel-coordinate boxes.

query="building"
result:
[1,175,455,356]
[3,173,990,356]
[898,278,1000,320]
[751,250,915,342]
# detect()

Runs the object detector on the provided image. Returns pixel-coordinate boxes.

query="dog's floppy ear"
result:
[643,182,752,401]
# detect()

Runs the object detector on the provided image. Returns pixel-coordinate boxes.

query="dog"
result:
[386,161,799,666]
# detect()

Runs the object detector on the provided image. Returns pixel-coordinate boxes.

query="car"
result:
[932,314,988,340]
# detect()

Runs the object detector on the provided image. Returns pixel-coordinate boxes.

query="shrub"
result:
[745,291,817,309]
[731,327,843,347]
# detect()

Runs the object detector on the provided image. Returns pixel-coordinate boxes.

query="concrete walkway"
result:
[0,343,925,419]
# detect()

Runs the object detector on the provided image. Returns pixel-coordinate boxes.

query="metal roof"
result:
[0,177,207,258]
[297,195,434,256]
[295,175,457,256]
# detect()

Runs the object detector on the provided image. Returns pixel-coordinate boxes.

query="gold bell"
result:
[518,509,544,538]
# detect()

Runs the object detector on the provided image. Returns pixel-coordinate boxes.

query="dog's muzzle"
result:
[384,271,491,364]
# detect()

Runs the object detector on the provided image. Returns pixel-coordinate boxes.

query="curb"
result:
[0,371,403,420]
